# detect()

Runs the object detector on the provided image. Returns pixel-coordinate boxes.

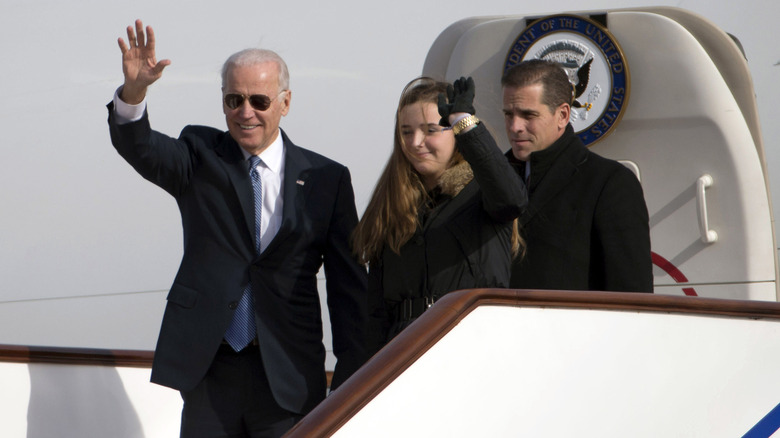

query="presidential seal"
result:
[504,14,629,146]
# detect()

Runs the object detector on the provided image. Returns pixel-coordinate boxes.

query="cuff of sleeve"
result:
[449,113,470,127]
[113,86,147,124]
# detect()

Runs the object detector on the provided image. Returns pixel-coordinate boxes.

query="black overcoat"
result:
[507,125,653,292]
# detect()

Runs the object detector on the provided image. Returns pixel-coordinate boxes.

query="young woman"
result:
[353,77,528,353]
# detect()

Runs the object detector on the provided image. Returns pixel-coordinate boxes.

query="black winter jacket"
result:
[367,123,527,352]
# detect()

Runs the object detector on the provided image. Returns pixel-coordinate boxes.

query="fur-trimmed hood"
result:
[437,161,473,197]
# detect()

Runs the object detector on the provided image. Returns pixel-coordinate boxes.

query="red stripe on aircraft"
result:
[651,252,698,296]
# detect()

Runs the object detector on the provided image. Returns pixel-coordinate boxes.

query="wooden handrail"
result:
[284,289,780,437]
[0,344,335,384]
[0,344,154,368]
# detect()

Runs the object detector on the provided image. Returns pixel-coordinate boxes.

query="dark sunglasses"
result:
[223,91,285,111]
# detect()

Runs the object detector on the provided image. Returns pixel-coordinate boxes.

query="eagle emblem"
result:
[504,14,630,146]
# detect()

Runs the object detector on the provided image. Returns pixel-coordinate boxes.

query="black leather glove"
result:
[437,76,476,127]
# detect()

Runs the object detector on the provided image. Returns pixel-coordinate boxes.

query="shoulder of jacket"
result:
[180,125,225,142]
[289,142,348,171]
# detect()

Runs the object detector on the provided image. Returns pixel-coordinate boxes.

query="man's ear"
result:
[557,103,570,129]
[280,90,291,116]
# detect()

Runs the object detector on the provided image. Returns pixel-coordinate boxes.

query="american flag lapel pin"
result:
[296,179,305,186]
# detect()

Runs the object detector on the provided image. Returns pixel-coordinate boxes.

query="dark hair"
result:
[501,59,573,112]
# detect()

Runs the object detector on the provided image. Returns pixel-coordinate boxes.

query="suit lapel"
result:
[259,132,313,257]
[216,135,256,242]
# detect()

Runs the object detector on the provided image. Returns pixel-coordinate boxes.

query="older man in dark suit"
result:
[502,60,653,293]
[107,20,369,438]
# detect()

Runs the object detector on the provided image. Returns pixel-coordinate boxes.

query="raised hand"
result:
[117,19,171,104]
[437,76,476,126]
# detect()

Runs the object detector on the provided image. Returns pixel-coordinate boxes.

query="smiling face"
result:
[503,83,570,161]
[399,102,456,190]
[223,62,290,155]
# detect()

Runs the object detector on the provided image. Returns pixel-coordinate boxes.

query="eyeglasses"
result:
[401,125,452,137]
[223,91,286,111]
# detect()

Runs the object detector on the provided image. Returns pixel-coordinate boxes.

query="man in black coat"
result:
[108,20,368,437]
[501,60,653,293]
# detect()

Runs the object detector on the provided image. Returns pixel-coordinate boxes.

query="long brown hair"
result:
[351,78,455,264]
[352,77,522,264]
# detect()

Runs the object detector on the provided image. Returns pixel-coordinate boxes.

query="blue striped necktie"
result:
[224,155,262,351]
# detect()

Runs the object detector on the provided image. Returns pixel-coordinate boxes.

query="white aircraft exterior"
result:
[1,0,778,351]
[1,1,780,436]
[422,7,778,301]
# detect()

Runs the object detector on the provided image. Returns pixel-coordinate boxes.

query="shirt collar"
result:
[240,130,285,173]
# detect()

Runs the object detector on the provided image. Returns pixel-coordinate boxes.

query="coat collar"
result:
[421,161,476,232]
[505,124,589,226]
[437,161,473,198]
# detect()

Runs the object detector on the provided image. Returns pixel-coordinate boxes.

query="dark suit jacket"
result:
[107,104,368,414]
[507,125,653,293]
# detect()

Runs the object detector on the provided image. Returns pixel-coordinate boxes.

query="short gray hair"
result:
[221,48,290,91]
